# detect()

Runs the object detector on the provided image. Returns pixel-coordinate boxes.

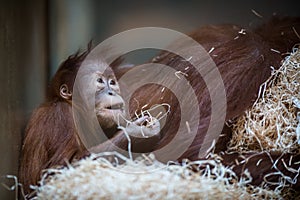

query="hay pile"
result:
[32,48,300,200]
[228,47,300,153]
[33,153,279,200]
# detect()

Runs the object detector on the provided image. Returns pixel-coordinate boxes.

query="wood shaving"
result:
[33,152,280,200]
[238,29,246,35]
[175,71,188,79]
[229,47,300,153]
[208,47,215,54]
[186,121,191,133]
[292,27,300,40]
[251,9,263,18]
[271,48,281,54]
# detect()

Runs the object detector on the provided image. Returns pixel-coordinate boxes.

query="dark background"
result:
[0,0,299,198]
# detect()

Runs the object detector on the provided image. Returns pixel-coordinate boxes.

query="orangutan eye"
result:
[110,79,116,85]
[97,78,104,83]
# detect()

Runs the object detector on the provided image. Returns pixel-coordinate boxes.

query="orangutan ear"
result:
[60,84,72,100]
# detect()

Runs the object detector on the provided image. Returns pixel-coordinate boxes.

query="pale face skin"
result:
[94,71,160,138]
[94,72,125,130]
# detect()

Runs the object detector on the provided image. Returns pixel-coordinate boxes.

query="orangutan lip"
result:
[105,103,124,110]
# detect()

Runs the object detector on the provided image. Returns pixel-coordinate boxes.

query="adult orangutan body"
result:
[20,17,300,194]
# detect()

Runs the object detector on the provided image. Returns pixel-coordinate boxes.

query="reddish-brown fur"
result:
[123,18,299,158]
[19,51,88,194]
[116,17,300,189]
[19,49,160,194]
[20,17,300,194]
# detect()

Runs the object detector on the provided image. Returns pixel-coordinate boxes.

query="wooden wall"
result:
[0,0,47,198]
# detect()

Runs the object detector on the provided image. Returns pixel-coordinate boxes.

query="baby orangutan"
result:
[19,50,161,195]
